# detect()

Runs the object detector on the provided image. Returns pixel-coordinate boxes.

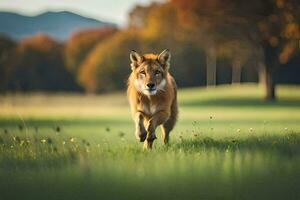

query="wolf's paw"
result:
[135,128,147,142]
[147,133,157,142]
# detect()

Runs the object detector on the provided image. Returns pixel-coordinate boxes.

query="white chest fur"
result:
[150,104,157,115]
[140,103,158,116]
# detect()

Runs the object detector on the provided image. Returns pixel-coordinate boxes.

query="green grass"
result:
[0,84,299,200]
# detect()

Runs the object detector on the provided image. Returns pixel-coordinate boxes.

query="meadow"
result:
[0,84,299,200]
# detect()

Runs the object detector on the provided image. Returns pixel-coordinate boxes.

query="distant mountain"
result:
[0,11,116,41]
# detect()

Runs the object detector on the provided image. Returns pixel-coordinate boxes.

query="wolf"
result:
[127,49,178,149]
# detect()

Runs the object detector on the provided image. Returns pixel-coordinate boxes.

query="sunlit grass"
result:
[0,84,299,200]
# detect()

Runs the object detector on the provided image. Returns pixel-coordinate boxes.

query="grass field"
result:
[0,84,299,200]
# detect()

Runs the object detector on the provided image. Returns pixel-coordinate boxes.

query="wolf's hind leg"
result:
[161,124,170,145]
[161,102,178,145]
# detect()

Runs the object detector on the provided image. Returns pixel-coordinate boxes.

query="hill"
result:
[0,11,115,40]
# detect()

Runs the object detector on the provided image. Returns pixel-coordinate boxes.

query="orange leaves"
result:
[78,31,140,93]
[279,42,296,64]
[282,23,300,39]
[276,0,286,8]
[18,34,61,54]
[269,36,279,47]
[64,27,117,74]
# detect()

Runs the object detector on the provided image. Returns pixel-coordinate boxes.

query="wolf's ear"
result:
[158,49,171,68]
[130,50,143,70]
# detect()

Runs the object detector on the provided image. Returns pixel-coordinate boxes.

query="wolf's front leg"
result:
[134,112,147,142]
[143,123,157,149]
[144,111,170,149]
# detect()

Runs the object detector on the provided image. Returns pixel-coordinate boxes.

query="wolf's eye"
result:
[140,70,146,75]
[155,70,161,75]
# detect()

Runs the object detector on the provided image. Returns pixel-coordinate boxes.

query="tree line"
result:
[0,0,299,100]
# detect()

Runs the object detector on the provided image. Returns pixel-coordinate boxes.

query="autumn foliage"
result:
[9,34,80,91]
[64,27,117,75]
[78,31,140,93]
[77,0,300,97]
[0,0,299,96]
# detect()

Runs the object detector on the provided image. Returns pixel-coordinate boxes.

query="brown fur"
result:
[127,50,178,149]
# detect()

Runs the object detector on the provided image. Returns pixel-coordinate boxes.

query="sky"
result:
[0,0,162,26]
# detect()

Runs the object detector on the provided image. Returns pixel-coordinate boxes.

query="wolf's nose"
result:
[146,83,155,89]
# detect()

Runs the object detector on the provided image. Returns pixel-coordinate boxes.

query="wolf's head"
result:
[130,49,171,96]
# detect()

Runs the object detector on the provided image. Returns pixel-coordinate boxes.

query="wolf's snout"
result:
[146,83,155,89]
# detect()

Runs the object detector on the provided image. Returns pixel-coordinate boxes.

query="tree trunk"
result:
[206,46,217,86]
[258,62,266,86]
[264,67,275,101]
[262,42,278,101]
[232,59,242,84]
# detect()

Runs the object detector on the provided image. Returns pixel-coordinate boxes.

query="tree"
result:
[129,3,208,87]
[257,0,300,100]
[173,0,245,86]
[216,0,300,100]
[64,27,117,76]
[7,34,80,91]
[172,0,300,100]
[128,3,159,29]
[0,34,16,91]
[78,31,141,93]
[218,40,254,84]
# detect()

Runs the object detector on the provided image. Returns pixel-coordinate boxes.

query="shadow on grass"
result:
[176,133,300,156]
[180,97,300,108]
[0,152,78,171]
[0,118,130,127]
